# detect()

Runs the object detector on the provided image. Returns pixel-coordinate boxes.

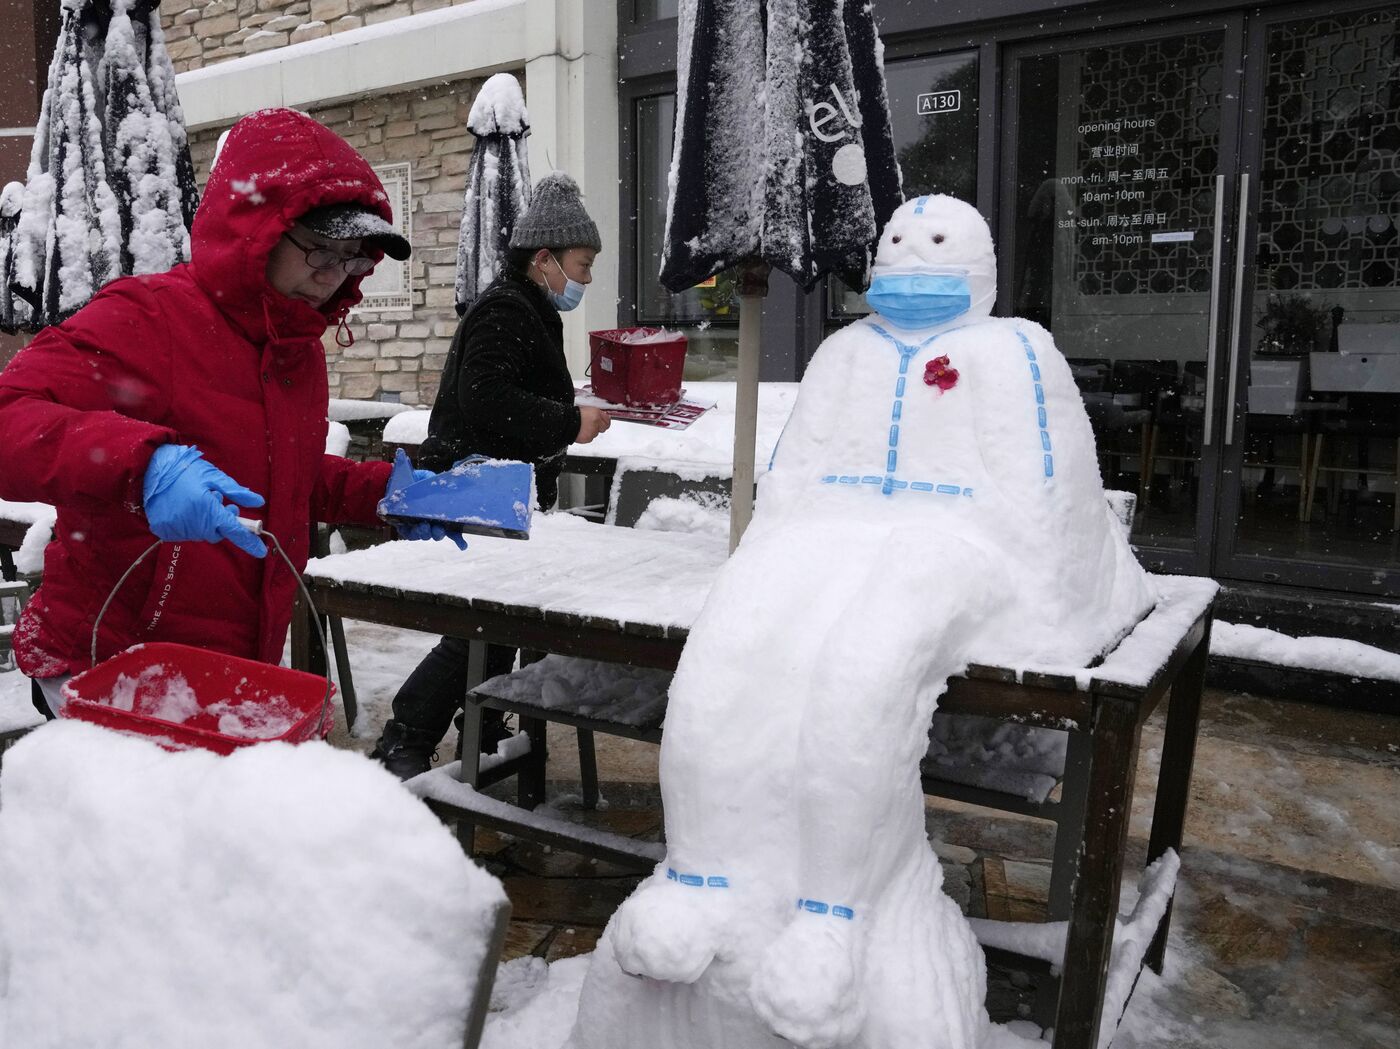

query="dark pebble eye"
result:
[891,234,902,244]
[933,233,945,244]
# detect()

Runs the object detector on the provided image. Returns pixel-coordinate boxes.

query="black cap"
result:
[297,203,411,260]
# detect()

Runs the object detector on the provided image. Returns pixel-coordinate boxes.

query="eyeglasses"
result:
[283,233,376,276]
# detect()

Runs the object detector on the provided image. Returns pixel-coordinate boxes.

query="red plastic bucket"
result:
[588,327,687,407]
[62,643,335,754]
[59,523,336,754]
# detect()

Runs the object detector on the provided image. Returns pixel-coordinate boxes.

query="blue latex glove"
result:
[143,444,267,558]
[389,468,469,551]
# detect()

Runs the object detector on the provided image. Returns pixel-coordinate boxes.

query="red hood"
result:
[189,108,393,347]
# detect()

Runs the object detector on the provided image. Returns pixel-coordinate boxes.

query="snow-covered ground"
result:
[2,619,1396,1048]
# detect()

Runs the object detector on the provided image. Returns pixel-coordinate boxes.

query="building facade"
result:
[616,0,1400,613]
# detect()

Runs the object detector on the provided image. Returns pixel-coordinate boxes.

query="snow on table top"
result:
[381,381,802,468]
[306,515,1215,683]
[1014,575,1220,691]
[0,500,54,527]
[305,512,727,634]
[328,398,416,423]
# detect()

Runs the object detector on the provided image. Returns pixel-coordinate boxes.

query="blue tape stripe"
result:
[668,868,731,888]
[1016,329,1055,480]
[796,899,857,919]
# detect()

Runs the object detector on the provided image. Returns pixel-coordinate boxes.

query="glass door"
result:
[1001,18,1246,575]
[1214,4,1400,597]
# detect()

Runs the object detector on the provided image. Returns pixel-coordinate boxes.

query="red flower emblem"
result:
[923,355,959,392]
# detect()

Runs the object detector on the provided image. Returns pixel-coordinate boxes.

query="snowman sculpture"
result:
[567,196,1155,1049]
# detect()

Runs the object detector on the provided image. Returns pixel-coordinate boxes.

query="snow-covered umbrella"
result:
[660,0,902,549]
[0,182,28,334]
[97,0,197,274]
[5,0,197,333]
[454,72,532,316]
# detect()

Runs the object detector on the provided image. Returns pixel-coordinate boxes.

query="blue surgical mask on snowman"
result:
[544,252,586,312]
[865,271,972,330]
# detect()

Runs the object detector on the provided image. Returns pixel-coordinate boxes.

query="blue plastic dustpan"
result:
[378,449,533,540]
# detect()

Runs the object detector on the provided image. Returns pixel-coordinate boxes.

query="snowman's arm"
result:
[967,320,1096,497]
[767,325,864,472]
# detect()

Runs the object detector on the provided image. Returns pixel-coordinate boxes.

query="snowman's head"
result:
[867,195,997,330]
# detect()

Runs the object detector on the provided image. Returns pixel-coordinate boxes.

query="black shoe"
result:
[453,707,513,761]
[369,720,440,780]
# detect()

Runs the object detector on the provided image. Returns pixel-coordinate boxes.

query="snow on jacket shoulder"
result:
[0,108,392,677]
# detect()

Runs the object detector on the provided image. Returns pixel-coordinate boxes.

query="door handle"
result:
[1224,173,1251,446]
[1202,174,1227,447]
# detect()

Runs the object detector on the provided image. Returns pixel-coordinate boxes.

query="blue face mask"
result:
[865,272,972,330]
[544,253,586,312]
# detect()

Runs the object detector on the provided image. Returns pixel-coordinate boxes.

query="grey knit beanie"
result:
[509,172,601,252]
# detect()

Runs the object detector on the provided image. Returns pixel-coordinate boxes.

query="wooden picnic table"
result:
[0,501,52,582]
[293,514,1216,1049]
[381,381,802,486]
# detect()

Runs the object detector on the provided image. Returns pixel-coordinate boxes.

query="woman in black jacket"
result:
[372,172,610,777]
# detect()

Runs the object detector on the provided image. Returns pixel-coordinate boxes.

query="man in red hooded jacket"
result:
[0,108,439,716]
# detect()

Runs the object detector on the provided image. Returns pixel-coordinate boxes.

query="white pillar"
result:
[524,0,621,376]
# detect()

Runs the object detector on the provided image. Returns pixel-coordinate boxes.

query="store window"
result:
[828,48,980,319]
[633,0,678,20]
[635,93,741,380]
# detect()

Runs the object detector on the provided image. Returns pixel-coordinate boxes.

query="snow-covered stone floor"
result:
[2,620,1396,1048]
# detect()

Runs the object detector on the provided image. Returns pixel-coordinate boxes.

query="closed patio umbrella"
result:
[454,72,532,316]
[661,0,902,548]
[6,0,197,333]
[0,182,27,334]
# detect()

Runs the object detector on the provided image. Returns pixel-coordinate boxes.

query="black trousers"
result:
[389,637,515,743]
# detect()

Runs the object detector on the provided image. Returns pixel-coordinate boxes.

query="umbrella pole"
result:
[729,258,770,552]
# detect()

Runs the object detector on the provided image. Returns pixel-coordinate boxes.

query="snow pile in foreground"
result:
[0,722,506,1048]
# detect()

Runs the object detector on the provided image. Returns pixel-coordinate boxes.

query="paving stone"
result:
[1188,891,1296,968]
[500,920,552,962]
[1002,859,1052,903]
[545,925,603,962]
[501,874,635,928]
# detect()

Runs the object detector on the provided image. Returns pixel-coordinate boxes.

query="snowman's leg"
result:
[611,523,869,984]
[749,533,999,1047]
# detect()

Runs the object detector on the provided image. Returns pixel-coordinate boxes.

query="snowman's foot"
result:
[749,904,865,1049]
[610,872,730,983]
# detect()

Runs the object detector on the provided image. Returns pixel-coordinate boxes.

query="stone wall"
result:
[159,0,483,73]
[187,75,492,405]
